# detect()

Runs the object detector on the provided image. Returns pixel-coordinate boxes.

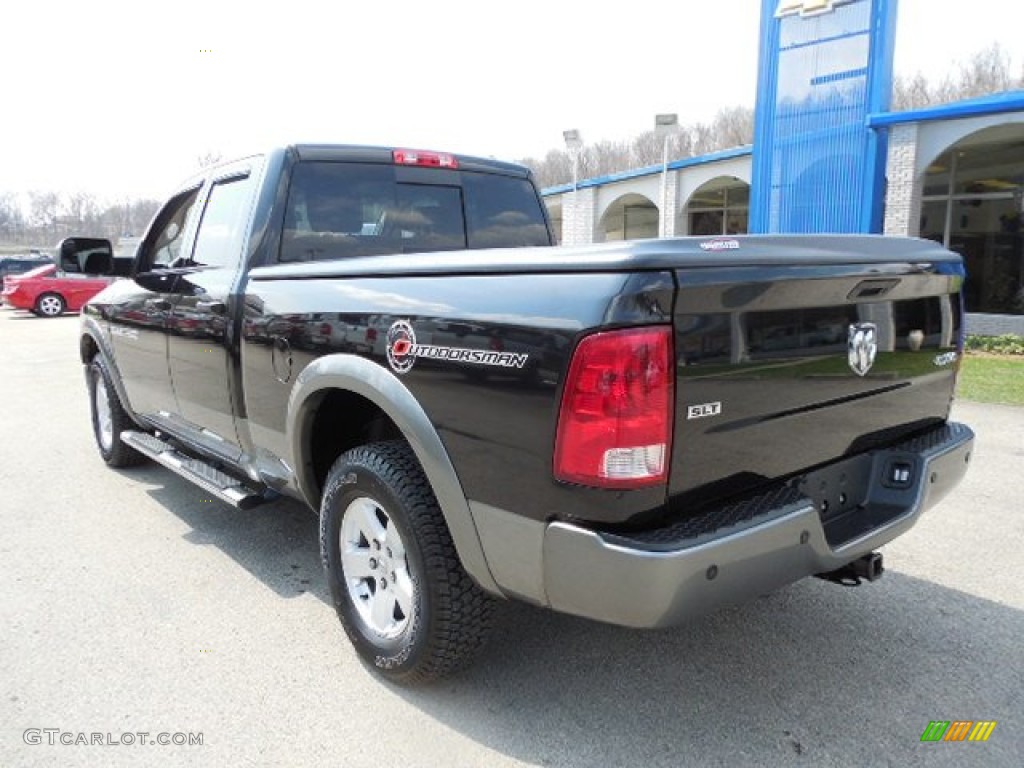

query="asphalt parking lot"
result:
[1,309,1021,768]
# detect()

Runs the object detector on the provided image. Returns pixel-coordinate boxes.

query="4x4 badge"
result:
[848,322,878,377]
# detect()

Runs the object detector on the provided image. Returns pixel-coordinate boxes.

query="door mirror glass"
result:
[57,237,114,275]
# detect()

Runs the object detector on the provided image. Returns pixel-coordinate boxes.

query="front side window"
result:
[190,175,257,269]
[139,187,201,271]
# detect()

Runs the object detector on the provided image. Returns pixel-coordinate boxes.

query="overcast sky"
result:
[2,0,1021,202]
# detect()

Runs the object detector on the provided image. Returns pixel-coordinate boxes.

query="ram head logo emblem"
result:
[848,322,878,377]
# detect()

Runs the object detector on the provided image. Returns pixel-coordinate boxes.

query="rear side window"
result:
[279,162,549,263]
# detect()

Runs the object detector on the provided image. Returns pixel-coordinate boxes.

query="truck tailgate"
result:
[670,258,963,510]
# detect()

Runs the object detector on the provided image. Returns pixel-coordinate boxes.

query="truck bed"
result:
[246,234,964,534]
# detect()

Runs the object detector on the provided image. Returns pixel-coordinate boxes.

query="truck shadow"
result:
[131,467,1021,766]
[396,575,1022,767]
[136,467,326,601]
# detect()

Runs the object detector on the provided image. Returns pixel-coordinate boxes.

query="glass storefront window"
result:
[601,198,659,241]
[685,179,750,237]
[726,210,750,235]
[919,131,1024,315]
[690,210,725,236]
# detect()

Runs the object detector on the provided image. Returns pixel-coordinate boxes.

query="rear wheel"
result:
[320,441,496,683]
[87,355,146,468]
[34,292,66,317]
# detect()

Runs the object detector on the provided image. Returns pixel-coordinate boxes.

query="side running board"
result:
[121,430,267,510]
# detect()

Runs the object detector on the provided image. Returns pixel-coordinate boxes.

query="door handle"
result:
[147,298,172,311]
[196,300,227,315]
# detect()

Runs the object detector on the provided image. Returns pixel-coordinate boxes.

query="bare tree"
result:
[893,42,1021,110]
[708,106,755,149]
[631,131,696,168]
[956,43,1016,96]
[527,149,573,189]
[689,121,718,157]
[0,192,25,243]
[519,106,754,188]
[523,43,1014,187]
[28,191,60,241]
[95,198,160,239]
[583,139,634,178]
[631,131,665,167]
[893,72,934,110]
[128,199,161,236]
[62,191,101,237]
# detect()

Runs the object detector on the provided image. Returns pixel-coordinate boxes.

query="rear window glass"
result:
[1,259,48,275]
[279,162,549,262]
[17,264,57,279]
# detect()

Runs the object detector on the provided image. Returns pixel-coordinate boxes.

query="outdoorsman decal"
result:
[386,319,529,375]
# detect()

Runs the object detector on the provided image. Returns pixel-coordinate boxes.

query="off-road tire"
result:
[87,355,146,468]
[320,440,496,683]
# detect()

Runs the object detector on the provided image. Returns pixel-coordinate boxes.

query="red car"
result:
[1,263,115,317]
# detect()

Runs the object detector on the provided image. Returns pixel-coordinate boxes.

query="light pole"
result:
[563,129,583,245]
[655,114,678,238]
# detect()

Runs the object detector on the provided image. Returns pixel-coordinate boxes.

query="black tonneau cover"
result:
[250,235,961,281]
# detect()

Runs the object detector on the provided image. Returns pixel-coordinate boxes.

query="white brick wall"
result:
[659,171,680,238]
[966,313,1024,337]
[883,123,922,236]
[561,187,597,246]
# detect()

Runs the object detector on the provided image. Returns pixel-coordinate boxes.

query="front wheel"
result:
[87,355,146,468]
[34,292,66,317]
[320,441,496,683]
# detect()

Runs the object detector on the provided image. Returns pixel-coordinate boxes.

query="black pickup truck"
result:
[77,145,974,683]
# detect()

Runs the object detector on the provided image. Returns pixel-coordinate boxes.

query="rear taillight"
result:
[554,326,674,489]
[320,322,332,336]
[393,149,459,169]
[366,328,378,343]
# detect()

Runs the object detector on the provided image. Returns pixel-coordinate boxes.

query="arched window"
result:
[683,178,750,236]
[920,126,1024,315]
[599,194,658,242]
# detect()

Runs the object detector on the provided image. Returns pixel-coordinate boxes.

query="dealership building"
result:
[543,0,1024,335]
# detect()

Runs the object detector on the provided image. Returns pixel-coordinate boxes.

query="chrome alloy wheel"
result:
[340,496,414,639]
[93,369,114,452]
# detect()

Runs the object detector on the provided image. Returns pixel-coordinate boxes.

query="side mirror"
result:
[58,237,114,275]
